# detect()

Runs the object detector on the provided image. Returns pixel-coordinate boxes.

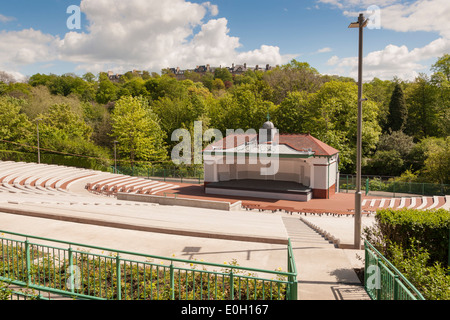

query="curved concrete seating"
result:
[85,173,179,197]
[360,195,447,212]
[0,161,100,196]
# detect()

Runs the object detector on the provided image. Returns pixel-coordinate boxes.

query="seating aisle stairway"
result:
[282,216,370,300]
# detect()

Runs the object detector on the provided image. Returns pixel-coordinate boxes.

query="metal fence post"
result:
[229,270,234,300]
[25,239,31,286]
[170,262,175,300]
[116,254,121,300]
[376,258,382,300]
[393,275,399,300]
[68,247,74,293]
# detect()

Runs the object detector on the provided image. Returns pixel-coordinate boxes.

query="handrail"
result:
[364,239,425,300]
[0,230,298,300]
[0,230,295,277]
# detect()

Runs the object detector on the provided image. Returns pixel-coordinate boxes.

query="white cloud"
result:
[58,0,294,73]
[319,0,450,36]
[327,37,450,80]
[202,1,219,16]
[320,0,450,80]
[0,28,59,66]
[0,0,293,77]
[317,47,332,53]
[0,13,15,23]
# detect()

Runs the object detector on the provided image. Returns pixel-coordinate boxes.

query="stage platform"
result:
[205,179,312,202]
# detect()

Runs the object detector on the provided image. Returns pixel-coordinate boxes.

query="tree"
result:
[263,59,324,104]
[365,131,416,176]
[305,81,381,171]
[271,91,310,134]
[377,130,415,159]
[418,137,450,184]
[214,67,233,83]
[96,73,118,104]
[430,55,450,137]
[82,72,96,83]
[386,83,408,132]
[431,53,450,82]
[39,103,92,140]
[0,96,33,149]
[405,75,440,139]
[111,96,167,166]
[366,149,404,176]
[364,78,396,130]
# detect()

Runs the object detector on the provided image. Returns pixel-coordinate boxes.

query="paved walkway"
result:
[0,167,374,300]
[282,216,369,300]
[0,201,370,300]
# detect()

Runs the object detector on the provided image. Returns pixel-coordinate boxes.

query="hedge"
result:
[374,208,450,266]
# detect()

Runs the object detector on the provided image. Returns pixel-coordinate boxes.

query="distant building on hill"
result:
[106,63,277,82]
[168,63,276,80]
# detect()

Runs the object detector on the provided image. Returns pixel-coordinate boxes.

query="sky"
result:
[0,0,448,82]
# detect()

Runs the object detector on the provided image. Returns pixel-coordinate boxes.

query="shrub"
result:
[364,208,450,300]
[373,208,450,266]
[388,240,450,300]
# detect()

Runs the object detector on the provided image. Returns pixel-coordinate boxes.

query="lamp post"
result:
[36,118,42,164]
[349,13,368,249]
[114,140,118,173]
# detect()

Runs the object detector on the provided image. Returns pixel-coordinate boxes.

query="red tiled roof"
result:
[279,134,339,156]
[204,133,339,156]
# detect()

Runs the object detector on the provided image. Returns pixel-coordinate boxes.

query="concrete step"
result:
[282,216,335,248]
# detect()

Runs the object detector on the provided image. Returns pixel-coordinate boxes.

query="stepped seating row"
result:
[0,161,99,196]
[361,196,450,211]
[85,175,179,197]
[241,195,449,216]
[0,161,180,199]
[241,203,370,217]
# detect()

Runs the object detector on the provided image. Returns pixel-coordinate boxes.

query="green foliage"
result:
[96,73,119,104]
[405,75,442,138]
[0,96,34,148]
[111,96,167,165]
[0,54,448,180]
[214,67,233,83]
[367,208,450,266]
[305,81,381,171]
[387,240,450,300]
[421,137,450,184]
[364,208,450,300]
[263,59,324,104]
[0,241,289,300]
[386,83,408,132]
[0,281,12,300]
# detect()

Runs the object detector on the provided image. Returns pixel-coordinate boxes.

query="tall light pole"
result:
[349,13,368,249]
[36,118,43,164]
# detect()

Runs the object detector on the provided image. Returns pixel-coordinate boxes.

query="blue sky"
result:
[0,0,448,81]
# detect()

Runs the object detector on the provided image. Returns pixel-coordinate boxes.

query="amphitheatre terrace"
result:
[0,160,448,300]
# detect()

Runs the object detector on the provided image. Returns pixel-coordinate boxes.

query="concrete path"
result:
[0,204,370,300]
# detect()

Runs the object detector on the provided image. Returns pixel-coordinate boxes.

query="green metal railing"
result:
[340,174,449,197]
[364,240,425,300]
[111,165,204,184]
[0,231,297,300]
